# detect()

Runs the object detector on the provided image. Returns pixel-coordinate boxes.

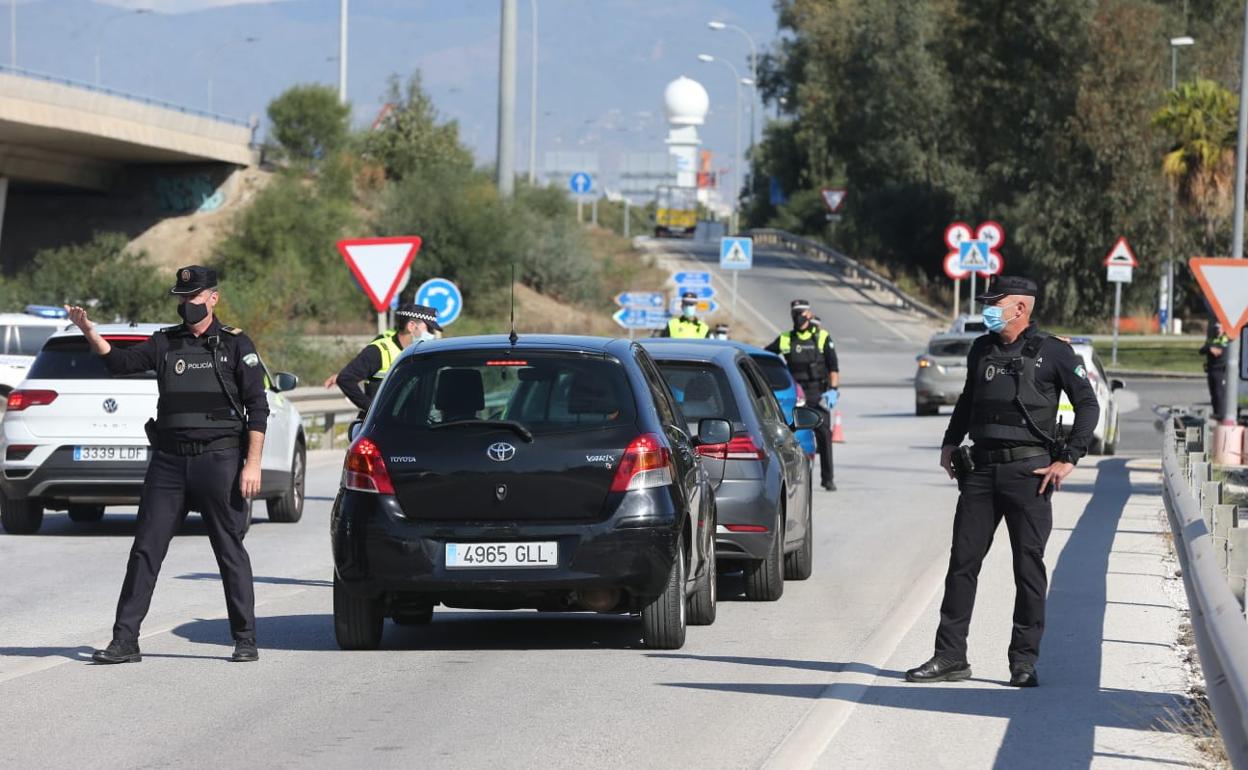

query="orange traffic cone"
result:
[831,410,845,443]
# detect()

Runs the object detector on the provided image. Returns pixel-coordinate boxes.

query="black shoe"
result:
[905,655,971,683]
[231,638,259,662]
[1009,663,1038,687]
[91,638,141,664]
[822,481,837,492]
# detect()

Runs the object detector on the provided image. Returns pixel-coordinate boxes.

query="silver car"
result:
[915,332,982,415]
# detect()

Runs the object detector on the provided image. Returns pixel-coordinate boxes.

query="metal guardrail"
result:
[746,228,946,321]
[1162,417,1248,766]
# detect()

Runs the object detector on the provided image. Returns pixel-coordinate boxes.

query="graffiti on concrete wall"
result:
[155,174,226,214]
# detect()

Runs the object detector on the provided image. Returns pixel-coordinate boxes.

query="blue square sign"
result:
[720,237,753,270]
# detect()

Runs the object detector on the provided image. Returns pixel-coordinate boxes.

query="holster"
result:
[950,445,974,483]
[144,418,158,448]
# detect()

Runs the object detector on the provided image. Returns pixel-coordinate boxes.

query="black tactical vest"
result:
[968,333,1058,445]
[782,329,829,387]
[155,335,244,433]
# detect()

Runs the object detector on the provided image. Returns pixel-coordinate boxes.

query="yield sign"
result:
[1104,237,1139,267]
[821,187,847,214]
[336,236,423,312]
[1190,258,1248,335]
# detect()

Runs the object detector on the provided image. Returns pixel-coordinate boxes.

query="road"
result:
[0,239,1200,768]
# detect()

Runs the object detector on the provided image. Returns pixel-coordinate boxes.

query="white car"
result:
[0,308,73,396]
[1059,337,1123,455]
[950,314,987,334]
[0,323,307,534]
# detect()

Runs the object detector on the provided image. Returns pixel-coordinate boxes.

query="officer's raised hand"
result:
[65,305,93,332]
[1033,460,1074,494]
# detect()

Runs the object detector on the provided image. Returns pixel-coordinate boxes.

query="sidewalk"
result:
[770,457,1203,768]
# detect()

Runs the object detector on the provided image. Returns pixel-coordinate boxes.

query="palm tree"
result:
[1152,78,1238,255]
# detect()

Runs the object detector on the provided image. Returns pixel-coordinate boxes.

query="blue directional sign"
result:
[674,285,716,300]
[670,299,720,316]
[568,172,593,195]
[671,271,712,287]
[414,277,463,327]
[615,291,666,309]
[720,236,753,270]
[613,308,670,330]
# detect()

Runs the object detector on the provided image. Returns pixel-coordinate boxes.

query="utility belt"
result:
[970,445,1049,466]
[155,434,241,457]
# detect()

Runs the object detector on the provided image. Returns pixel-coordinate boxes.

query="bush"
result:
[267,84,351,164]
[18,233,167,322]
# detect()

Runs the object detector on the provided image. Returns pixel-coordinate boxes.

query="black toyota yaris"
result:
[331,335,724,650]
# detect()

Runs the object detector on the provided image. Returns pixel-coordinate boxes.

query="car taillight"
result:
[5,444,33,461]
[696,434,765,461]
[7,390,57,411]
[724,524,769,533]
[611,433,673,492]
[343,437,395,495]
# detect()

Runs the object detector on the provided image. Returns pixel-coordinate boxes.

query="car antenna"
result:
[508,261,519,347]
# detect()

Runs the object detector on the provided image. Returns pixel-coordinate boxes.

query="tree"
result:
[267,84,351,164]
[361,73,474,181]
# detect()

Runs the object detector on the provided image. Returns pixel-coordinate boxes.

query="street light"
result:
[1165,35,1196,335]
[196,36,259,114]
[94,8,152,85]
[698,53,743,233]
[708,20,758,186]
[528,0,538,185]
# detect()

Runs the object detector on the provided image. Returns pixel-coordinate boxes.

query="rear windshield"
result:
[928,338,976,358]
[27,337,155,379]
[750,355,792,392]
[374,352,636,435]
[655,362,742,423]
[0,324,60,356]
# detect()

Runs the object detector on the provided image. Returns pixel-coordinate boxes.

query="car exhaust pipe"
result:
[574,589,621,612]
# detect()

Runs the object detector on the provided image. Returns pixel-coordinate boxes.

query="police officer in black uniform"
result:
[906,276,1099,688]
[766,299,839,491]
[1200,321,1231,420]
[335,303,442,413]
[66,265,270,664]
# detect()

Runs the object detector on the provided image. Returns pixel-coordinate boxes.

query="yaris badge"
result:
[487,442,516,462]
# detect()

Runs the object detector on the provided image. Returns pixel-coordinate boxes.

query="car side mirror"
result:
[695,418,732,446]
[347,420,364,442]
[273,372,299,392]
[791,405,824,431]
[1110,379,1125,392]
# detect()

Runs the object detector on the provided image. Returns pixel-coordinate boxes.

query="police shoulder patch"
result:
[1074,364,1087,379]
[220,325,243,336]
[242,353,260,367]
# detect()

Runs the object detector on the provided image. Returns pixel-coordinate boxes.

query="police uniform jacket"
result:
[1201,333,1231,373]
[942,324,1099,456]
[336,331,410,411]
[103,318,269,442]
[765,327,839,392]
[659,316,710,339]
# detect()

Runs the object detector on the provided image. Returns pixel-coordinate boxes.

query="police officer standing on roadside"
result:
[658,291,711,338]
[767,299,839,491]
[906,276,1099,688]
[66,265,270,664]
[1200,321,1232,421]
[335,303,442,413]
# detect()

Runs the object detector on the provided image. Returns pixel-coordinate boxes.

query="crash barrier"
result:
[746,228,945,321]
[1162,415,1248,766]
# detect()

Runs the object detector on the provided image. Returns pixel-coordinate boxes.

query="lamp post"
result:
[497,0,517,198]
[1221,10,1248,437]
[528,0,538,185]
[1166,35,1195,335]
[708,20,757,187]
[94,8,152,85]
[198,36,259,114]
[338,0,348,103]
[698,53,743,233]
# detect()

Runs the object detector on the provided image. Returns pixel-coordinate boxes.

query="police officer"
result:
[335,303,442,413]
[710,323,731,340]
[66,265,270,664]
[906,276,1099,688]
[659,291,711,338]
[766,299,839,491]
[1200,321,1231,421]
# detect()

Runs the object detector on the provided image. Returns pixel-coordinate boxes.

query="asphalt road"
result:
[0,239,1198,768]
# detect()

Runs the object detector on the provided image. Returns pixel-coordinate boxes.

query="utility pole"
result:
[497,0,517,198]
[338,0,348,103]
[9,0,14,69]
[1220,3,1248,436]
[1167,36,1195,334]
[528,0,538,186]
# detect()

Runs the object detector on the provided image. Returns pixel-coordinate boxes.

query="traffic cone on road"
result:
[831,410,845,443]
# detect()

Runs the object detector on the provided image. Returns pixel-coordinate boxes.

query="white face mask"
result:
[419,331,436,341]
[682,305,697,319]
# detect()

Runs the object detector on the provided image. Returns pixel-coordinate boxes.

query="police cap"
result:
[790,299,811,312]
[169,265,218,296]
[976,275,1038,303]
[680,291,699,304]
[396,303,443,332]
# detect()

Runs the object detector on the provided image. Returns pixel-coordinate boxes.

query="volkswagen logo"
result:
[102,398,118,414]
[487,442,516,462]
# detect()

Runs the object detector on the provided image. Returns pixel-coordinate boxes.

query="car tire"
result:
[266,441,305,523]
[392,605,434,626]
[744,508,785,601]
[784,486,814,581]
[688,527,717,627]
[641,531,687,649]
[1,493,43,534]
[333,572,384,650]
[67,504,105,523]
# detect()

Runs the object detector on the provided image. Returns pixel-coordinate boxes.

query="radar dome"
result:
[664,76,709,126]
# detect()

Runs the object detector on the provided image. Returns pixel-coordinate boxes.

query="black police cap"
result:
[170,265,218,295]
[680,291,699,303]
[790,298,811,311]
[975,275,1038,303]
[396,302,443,332]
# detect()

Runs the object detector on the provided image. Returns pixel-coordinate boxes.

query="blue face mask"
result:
[982,305,1007,332]
[682,305,697,319]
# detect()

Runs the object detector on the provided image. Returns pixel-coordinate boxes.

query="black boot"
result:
[1008,662,1038,687]
[905,655,970,683]
[231,638,259,662]
[92,638,141,664]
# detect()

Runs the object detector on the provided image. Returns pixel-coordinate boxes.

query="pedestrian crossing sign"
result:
[957,241,990,271]
[720,237,753,270]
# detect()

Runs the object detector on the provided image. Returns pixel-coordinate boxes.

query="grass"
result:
[1107,338,1205,374]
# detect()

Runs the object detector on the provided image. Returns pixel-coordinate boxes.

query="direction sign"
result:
[821,188,847,214]
[671,271,712,286]
[613,308,670,330]
[1191,258,1248,335]
[336,236,423,312]
[720,237,753,270]
[414,277,463,326]
[615,291,666,309]
[670,298,719,315]
[675,285,716,300]
[568,172,593,195]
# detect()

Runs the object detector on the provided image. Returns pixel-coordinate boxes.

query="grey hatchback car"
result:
[914,332,982,416]
[641,340,822,601]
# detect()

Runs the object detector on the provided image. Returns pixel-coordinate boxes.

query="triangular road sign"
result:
[1104,237,1138,267]
[821,188,847,214]
[1191,258,1248,335]
[724,241,749,264]
[336,236,423,312]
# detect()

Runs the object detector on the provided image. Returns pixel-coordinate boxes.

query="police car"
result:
[0,323,307,534]
[1059,337,1124,455]
[0,306,73,396]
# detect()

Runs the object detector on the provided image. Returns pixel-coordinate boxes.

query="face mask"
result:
[982,305,1007,332]
[419,331,436,341]
[682,305,697,319]
[178,301,209,325]
[792,312,808,329]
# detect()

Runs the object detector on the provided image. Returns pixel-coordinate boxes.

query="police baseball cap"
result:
[680,291,699,305]
[975,275,1038,303]
[170,265,218,295]
[790,299,811,312]
[395,303,442,332]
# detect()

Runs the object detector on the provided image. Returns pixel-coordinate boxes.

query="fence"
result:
[1162,416,1248,767]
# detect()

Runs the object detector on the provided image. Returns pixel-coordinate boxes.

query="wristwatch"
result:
[1058,448,1079,465]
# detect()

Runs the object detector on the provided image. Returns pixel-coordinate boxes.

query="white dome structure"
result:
[663,76,709,126]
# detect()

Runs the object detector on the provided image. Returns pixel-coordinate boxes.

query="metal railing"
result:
[745,228,945,321]
[1162,416,1248,766]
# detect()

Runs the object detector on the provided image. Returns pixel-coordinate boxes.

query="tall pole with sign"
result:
[720,236,753,317]
[337,236,423,334]
[1104,237,1138,365]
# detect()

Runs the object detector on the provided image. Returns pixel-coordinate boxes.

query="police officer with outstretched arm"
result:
[766,299,839,491]
[335,303,442,413]
[905,276,1099,688]
[67,265,270,664]
[1200,321,1231,421]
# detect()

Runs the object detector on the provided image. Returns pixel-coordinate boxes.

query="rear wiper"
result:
[430,419,534,442]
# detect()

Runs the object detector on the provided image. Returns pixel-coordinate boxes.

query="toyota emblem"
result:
[102,398,118,414]
[487,442,516,462]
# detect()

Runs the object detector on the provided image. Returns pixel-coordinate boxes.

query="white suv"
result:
[0,323,307,534]
[1058,337,1123,455]
[0,307,74,396]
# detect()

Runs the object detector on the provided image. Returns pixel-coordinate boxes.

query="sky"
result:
[15,0,781,193]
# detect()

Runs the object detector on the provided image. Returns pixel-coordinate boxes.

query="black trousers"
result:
[1208,369,1228,421]
[113,447,255,642]
[799,384,834,486]
[935,452,1053,665]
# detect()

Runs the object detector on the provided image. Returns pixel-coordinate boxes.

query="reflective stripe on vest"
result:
[779,329,830,384]
[667,318,709,339]
[968,333,1058,445]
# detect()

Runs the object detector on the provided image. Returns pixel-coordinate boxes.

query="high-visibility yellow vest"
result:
[368,330,403,381]
[667,317,709,339]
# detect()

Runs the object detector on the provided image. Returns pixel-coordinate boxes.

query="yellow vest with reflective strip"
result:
[777,328,829,354]
[368,330,403,381]
[667,317,709,339]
